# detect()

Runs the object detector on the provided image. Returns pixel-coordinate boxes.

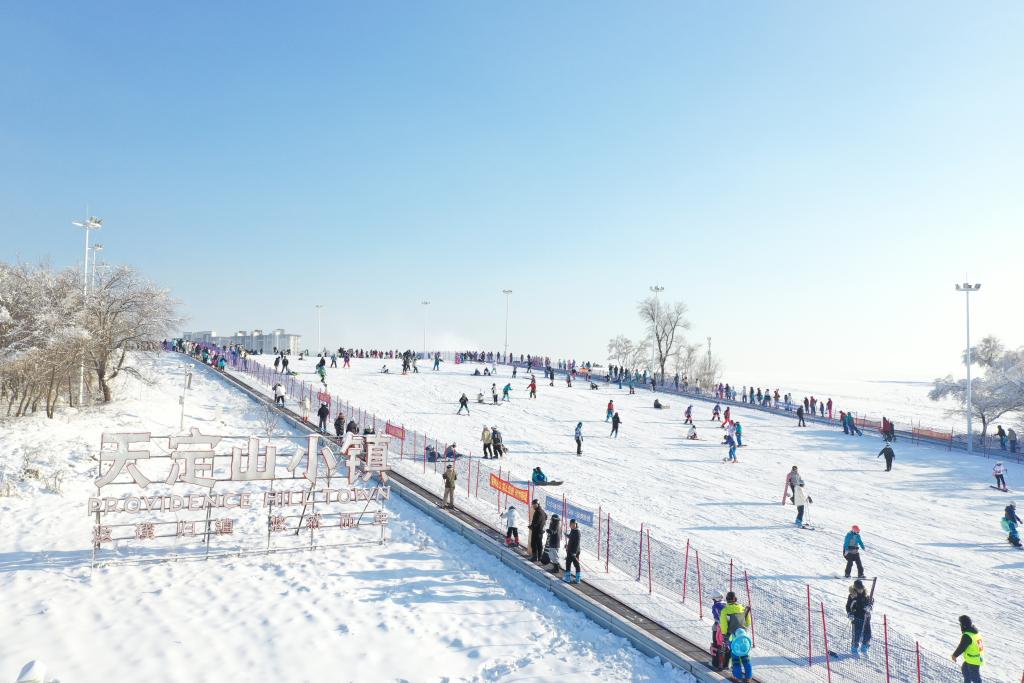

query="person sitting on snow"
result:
[477,391,485,403]
[380,365,389,374]
[532,467,548,485]
[444,443,459,460]
[687,425,698,440]
[653,399,663,409]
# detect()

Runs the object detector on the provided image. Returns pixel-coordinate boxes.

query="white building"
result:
[182,328,302,354]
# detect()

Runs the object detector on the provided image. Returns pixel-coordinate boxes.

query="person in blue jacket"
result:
[843,525,866,578]
[531,467,548,485]
[574,422,583,456]
[724,433,737,462]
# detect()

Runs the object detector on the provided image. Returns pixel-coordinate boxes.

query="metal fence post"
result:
[884,614,891,682]
[682,539,690,603]
[605,513,611,573]
[696,550,703,620]
[807,584,813,665]
[637,523,644,580]
[820,601,832,683]
[646,529,652,594]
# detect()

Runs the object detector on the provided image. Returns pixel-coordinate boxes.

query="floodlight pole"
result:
[502,290,512,361]
[956,282,981,453]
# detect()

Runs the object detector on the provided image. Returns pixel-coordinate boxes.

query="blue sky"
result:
[2,2,1022,380]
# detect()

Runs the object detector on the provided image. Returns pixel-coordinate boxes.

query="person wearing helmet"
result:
[710,592,729,671]
[1003,502,1022,548]
[843,525,866,578]
[729,627,754,683]
[992,462,1008,491]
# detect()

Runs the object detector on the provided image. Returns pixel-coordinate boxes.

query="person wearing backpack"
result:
[728,627,754,682]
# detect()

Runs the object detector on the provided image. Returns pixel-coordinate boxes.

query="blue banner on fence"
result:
[542,496,594,527]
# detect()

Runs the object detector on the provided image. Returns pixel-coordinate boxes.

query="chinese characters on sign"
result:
[90,431,392,562]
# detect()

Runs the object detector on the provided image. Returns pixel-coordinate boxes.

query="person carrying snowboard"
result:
[575,422,583,456]
[457,393,470,415]
[878,443,895,472]
[843,525,866,578]
[610,412,621,438]
[846,579,873,654]
[993,462,1008,491]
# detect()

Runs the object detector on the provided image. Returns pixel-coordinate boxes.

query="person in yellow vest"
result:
[718,592,753,682]
[951,615,983,683]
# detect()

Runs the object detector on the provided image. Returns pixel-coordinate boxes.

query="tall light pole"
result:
[72,215,102,405]
[90,244,104,290]
[421,301,430,358]
[502,289,512,361]
[650,285,664,382]
[314,304,323,354]
[956,281,981,453]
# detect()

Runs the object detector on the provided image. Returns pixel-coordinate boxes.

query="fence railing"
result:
[172,341,1020,683]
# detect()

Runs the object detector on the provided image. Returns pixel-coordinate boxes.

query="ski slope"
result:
[293,355,1023,680]
[0,353,686,683]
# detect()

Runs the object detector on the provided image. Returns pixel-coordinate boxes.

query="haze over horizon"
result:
[2,2,1021,382]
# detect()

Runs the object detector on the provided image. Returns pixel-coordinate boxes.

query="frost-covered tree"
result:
[637,296,691,383]
[606,335,635,369]
[930,335,1024,441]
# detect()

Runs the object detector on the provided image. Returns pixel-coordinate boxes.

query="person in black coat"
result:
[316,403,330,433]
[333,415,345,437]
[878,445,895,471]
[845,580,873,653]
[564,519,582,583]
[346,419,359,435]
[528,500,547,562]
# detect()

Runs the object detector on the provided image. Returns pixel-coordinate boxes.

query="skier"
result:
[722,406,731,426]
[529,499,547,562]
[724,433,737,462]
[575,422,583,456]
[712,403,721,422]
[793,483,811,526]
[527,377,537,399]
[316,402,330,433]
[330,353,337,368]
[684,405,693,425]
[827,397,833,419]
[564,518,582,583]
[796,404,806,427]
[878,444,895,472]
[504,505,520,547]
[544,514,562,573]
[950,615,984,683]
[843,525,866,578]
[610,412,621,438]
[481,425,493,458]
[442,464,457,509]
[606,400,614,422]
[457,393,470,415]
[846,579,873,654]
[735,421,744,447]
[502,383,512,401]
[993,462,1008,491]
[1003,502,1022,547]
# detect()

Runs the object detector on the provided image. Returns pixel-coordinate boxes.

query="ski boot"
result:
[860,643,870,654]
[573,572,582,584]
[563,571,572,583]
[850,645,859,655]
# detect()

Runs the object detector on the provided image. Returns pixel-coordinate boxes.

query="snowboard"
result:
[991,486,1011,492]
[533,481,564,487]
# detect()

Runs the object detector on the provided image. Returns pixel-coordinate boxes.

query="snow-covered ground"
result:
[0,353,689,683]
[272,355,1023,681]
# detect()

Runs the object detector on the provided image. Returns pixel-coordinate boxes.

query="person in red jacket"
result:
[606,400,614,422]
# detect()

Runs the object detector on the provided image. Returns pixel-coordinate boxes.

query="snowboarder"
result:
[993,462,1008,491]
[529,499,547,562]
[442,464,457,509]
[544,514,562,572]
[724,433,737,462]
[950,615,984,683]
[712,403,721,422]
[878,444,895,471]
[491,383,499,404]
[564,518,581,583]
[843,525,866,578]
[502,383,512,401]
[457,393,470,415]
[610,412,621,438]
[606,400,614,422]
[481,425,493,458]
[316,403,330,433]
[793,483,811,526]
[531,467,548,485]
[1003,502,1022,547]
[575,422,583,455]
[504,505,520,547]
[846,579,873,654]
[735,421,744,447]
[687,425,698,440]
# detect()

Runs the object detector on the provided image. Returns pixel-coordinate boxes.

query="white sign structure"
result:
[90,430,392,565]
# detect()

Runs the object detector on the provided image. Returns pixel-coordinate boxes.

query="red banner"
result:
[317,392,331,405]
[489,473,529,505]
[385,422,406,440]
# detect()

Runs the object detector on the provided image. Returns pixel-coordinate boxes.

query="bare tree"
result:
[637,296,691,383]
[82,266,182,402]
[606,335,635,369]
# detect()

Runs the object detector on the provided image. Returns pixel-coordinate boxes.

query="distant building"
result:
[182,328,302,354]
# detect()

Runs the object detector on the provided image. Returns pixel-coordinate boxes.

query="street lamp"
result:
[72,215,102,405]
[90,244,104,290]
[502,289,512,362]
[421,301,430,358]
[956,281,981,453]
[315,304,324,354]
